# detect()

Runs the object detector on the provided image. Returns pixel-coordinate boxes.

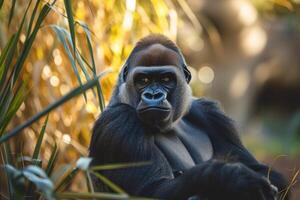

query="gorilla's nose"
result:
[141,90,166,105]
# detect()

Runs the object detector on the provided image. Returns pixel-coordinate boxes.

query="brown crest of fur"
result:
[127,34,183,67]
[134,34,179,53]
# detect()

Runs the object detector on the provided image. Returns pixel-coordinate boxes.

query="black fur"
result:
[89,35,289,200]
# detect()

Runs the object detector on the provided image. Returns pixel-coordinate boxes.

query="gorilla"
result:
[89,34,289,200]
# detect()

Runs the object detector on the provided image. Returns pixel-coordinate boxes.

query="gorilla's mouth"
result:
[139,106,170,112]
[137,106,171,124]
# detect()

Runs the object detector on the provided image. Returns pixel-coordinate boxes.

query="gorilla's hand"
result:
[190,161,278,200]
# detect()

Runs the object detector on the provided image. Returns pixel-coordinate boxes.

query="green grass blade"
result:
[54,167,79,191]
[13,2,52,83]
[0,70,110,144]
[60,26,93,90]
[85,171,94,193]
[56,192,153,200]
[32,115,49,164]
[77,49,94,72]
[90,161,151,171]
[77,22,96,73]
[0,34,16,89]
[0,0,32,93]
[0,0,4,9]
[0,34,15,65]
[63,0,76,64]
[79,22,105,111]
[8,0,17,27]
[26,0,42,37]
[51,25,86,100]
[0,86,13,124]
[2,144,15,199]
[0,81,27,135]
[90,171,127,195]
[45,142,58,176]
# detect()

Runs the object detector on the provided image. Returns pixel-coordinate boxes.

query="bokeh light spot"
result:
[42,65,52,80]
[63,134,71,144]
[240,26,267,56]
[50,75,60,87]
[230,69,250,98]
[198,66,214,84]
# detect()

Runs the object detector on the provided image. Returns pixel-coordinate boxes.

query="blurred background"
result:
[0,0,299,199]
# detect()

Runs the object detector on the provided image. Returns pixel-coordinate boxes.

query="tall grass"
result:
[0,0,199,199]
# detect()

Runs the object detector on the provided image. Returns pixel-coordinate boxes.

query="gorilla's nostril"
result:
[154,93,164,99]
[144,92,153,99]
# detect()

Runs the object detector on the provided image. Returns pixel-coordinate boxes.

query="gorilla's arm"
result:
[89,103,191,199]
[186,98,289,198]
[89,104,278,200]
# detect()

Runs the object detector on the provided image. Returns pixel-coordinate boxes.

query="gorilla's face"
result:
[133,66,177,126]
[118,44,192,131]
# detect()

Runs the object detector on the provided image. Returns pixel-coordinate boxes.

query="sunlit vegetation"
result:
[0,0,299,199]
[0,0,203,199]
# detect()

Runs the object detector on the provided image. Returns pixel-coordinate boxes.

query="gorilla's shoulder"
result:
[90,103,142,154]
[185,98,243,147]
[189,98,225,117]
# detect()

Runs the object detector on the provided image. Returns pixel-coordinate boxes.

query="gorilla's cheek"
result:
[118,83,139,107]
[170,84,192,122]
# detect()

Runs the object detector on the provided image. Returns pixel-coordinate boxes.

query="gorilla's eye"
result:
[162,76,170,82]
[141,77,149,83]
[135,75,150,86]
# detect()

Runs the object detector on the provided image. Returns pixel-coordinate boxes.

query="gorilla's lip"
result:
[138,106,170,112]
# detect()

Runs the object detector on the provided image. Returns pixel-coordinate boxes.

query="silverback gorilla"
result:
[89,35,288,200]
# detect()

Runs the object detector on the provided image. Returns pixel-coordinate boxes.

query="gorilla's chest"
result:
[154,119,213,173]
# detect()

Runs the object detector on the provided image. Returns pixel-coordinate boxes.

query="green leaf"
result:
[13,2,52,83]
[63,0,76,64]
[54,167,79,191]
[0,81,27,135]
[45,142,58,176]
[78,22,105,111]
[0,0,4,9]
[0,70,111,144]
[32,115,49,165]
[22,165,54,200]
[85,171,95,193]
[56,192,153,200]
[76,157,92,171]
[0,34,17,87]
[2,144,15,199]
[8,0,17,27]
[24,165,48,178]
[51,25,87,100]
[90,161,151,171]
[4,164,26,197]
[26,0,42,37]
[0,0,32,94]
[90,171,127,195]
[4,165,55,200]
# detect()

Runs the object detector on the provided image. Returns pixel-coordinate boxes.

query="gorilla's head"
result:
[113,35,192,131]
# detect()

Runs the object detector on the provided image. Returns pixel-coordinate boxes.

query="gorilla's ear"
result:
[183,64,191,83]
[120,63,129,82]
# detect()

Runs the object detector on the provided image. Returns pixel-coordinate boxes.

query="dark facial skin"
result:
[133,66,177,125]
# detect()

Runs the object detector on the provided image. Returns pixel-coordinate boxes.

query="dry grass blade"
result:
[56,192,154,200]
[90,161,152,171]
[64,0,76,65]
[0,70,111,144]
[90,171,128,195]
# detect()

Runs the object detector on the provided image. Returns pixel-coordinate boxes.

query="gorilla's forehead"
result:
[129,43,182,68]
